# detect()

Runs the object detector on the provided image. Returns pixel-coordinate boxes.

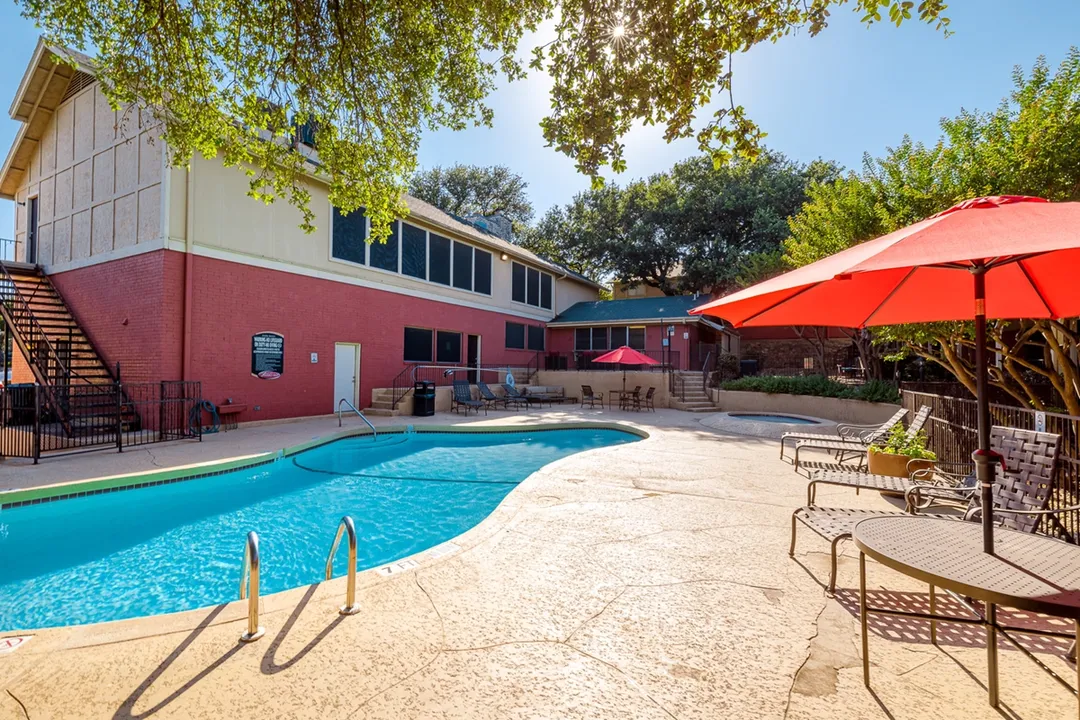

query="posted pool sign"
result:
[251,332,284,379]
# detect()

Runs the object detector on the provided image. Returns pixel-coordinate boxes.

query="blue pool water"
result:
[0,428,638,632]
[728,413,819,425]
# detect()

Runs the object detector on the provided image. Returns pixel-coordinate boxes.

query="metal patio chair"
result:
[790,426,1064,593]
[502,384,531,410]
[476,381,505,410]
[779,407,908,460]
[581,385,604,408]
[451,381,486,416]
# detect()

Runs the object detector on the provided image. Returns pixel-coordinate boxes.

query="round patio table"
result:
[852,516,1080,716]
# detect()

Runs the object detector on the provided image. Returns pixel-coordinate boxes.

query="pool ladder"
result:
[325,515,361,615]
[338,398,377,439]
[236,516,360,642]
[238,531,265,642]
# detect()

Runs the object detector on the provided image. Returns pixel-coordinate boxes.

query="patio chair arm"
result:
[836,423,880,440]
[905,484,975,512]
[909,463,972,486]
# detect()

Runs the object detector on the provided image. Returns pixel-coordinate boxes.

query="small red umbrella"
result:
[691,196,1080,553]
[593,346,659,396]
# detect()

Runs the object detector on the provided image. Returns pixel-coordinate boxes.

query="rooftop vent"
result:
[60,70,96,103]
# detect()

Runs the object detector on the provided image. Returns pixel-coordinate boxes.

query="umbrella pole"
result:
[972,268,998,554]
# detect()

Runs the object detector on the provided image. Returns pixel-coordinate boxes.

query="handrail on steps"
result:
[338,398,377,438]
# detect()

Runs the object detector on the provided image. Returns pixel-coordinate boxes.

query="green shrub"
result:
[719,375,901,404]
[869,424,937,460]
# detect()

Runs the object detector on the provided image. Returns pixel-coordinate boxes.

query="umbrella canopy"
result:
[592,346,660,366]
[691,196,1080,554]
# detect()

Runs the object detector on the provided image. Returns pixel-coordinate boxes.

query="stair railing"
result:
[0,262,82,383]
[390,365,412,410]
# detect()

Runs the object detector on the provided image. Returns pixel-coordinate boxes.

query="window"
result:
[452,241,473,291]
[591,327,609,351]
[527,325,545,351]
[628,326,646,350]
[403,327,433,362]
[505,322,526,350]
[540,273,552,310]
[429,233,451,285]
[575,328,591,351]
[436,330,461,364]
[332,206,367,265]
[401,223,427,280]
[369,220,399,272]
[511,262,526,303]
[610,327,627,348]
[474,250,492,295]
[527,267,540,306]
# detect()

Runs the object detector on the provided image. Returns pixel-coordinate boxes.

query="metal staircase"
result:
[0,261,125,435]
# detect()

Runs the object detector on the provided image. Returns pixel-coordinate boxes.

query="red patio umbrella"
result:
[690,195,1080,553]
[593,346,660,396]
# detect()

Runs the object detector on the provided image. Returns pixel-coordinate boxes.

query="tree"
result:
[409,165,534,227]
[20,0,947,239]
[530,150,835,294]
[783,50,1080,411]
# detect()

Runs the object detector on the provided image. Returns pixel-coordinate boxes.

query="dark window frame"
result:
[429,233,452,286]
[473,249,492,296]
[505,321,526,350]
[331,206,368,266]
[401,222,427,280]
[436,330,462,364]
[574,328,592,351]
[403,326,434,363]
[452,241,474,291]
[369,220,400,273]
[527,325,545,351]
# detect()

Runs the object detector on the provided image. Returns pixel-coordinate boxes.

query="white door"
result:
[334,343,359,411]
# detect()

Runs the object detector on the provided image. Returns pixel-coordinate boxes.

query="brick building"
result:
[0,41,601,422]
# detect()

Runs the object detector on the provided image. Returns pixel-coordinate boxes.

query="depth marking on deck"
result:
[374,558,420,576]
[0,636,31,655]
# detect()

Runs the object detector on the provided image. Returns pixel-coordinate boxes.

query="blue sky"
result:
[1,1,1079,235]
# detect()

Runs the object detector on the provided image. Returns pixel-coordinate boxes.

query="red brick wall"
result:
[546,324,696,370]
[49,250,185,385]
[10,345,35,383]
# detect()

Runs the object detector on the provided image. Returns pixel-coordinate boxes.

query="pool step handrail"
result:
[325,515,361,615]
[338,398,377,438]
[238,531,265,642]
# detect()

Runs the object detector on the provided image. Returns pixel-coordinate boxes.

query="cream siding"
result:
[13,80,164,267]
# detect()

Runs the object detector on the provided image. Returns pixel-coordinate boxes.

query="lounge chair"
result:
[581,385,603,409]
[476,381,505,410]
[790,426,1065,593]
[792,405,932,474]
[451,381,486,416]
[502,384,531,409]
[779,407,908,460]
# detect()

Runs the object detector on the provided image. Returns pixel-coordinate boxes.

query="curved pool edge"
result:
[0,421,650,645]
[0,421,650,509]
[698,411,838,439]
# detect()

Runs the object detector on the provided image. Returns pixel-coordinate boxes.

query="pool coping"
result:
[0,419,651,645]
[0,421,649,509]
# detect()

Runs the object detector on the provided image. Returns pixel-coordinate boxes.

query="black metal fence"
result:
[540,349,679,372]
[1,380,202,462]
[902,390,1080,539]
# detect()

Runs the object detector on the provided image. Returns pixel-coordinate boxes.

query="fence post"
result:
[31,385,40,464]
[159,380,166,442]
[116,382,123,453]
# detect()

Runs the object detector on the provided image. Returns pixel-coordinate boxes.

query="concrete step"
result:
[361,407,397,417]
[368,400,396,410]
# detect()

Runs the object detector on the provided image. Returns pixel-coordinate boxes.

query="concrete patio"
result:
[0,407,1075,719]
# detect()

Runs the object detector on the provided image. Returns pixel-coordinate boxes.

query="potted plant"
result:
[867,424,937,479]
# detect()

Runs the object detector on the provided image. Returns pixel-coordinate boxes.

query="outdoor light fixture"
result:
[501,252,509,261]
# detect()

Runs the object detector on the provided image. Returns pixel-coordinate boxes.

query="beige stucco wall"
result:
[534,370,671,408]
[14,80,164,268]
[710,389,901,425]
[182,154,593,322]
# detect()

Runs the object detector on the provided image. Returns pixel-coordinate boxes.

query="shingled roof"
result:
[548,295,710,326]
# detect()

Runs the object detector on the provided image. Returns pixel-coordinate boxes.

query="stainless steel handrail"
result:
[338,398,376,438]
[324,515,361,615]
[238,531,265,642]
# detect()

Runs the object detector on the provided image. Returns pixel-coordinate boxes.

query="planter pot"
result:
[867,448,935,480]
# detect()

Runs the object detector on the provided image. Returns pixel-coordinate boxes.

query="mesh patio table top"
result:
[853,516,1080,619]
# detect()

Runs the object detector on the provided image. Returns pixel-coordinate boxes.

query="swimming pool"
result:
[728,413,820,425]
[0,427,639,632]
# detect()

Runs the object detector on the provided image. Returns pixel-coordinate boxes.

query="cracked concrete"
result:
[0,408,1076,719]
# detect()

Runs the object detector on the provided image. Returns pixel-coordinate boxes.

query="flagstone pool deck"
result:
[0,408,1075,719]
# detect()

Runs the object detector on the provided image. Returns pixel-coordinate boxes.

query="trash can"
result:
[412,380,435,417]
